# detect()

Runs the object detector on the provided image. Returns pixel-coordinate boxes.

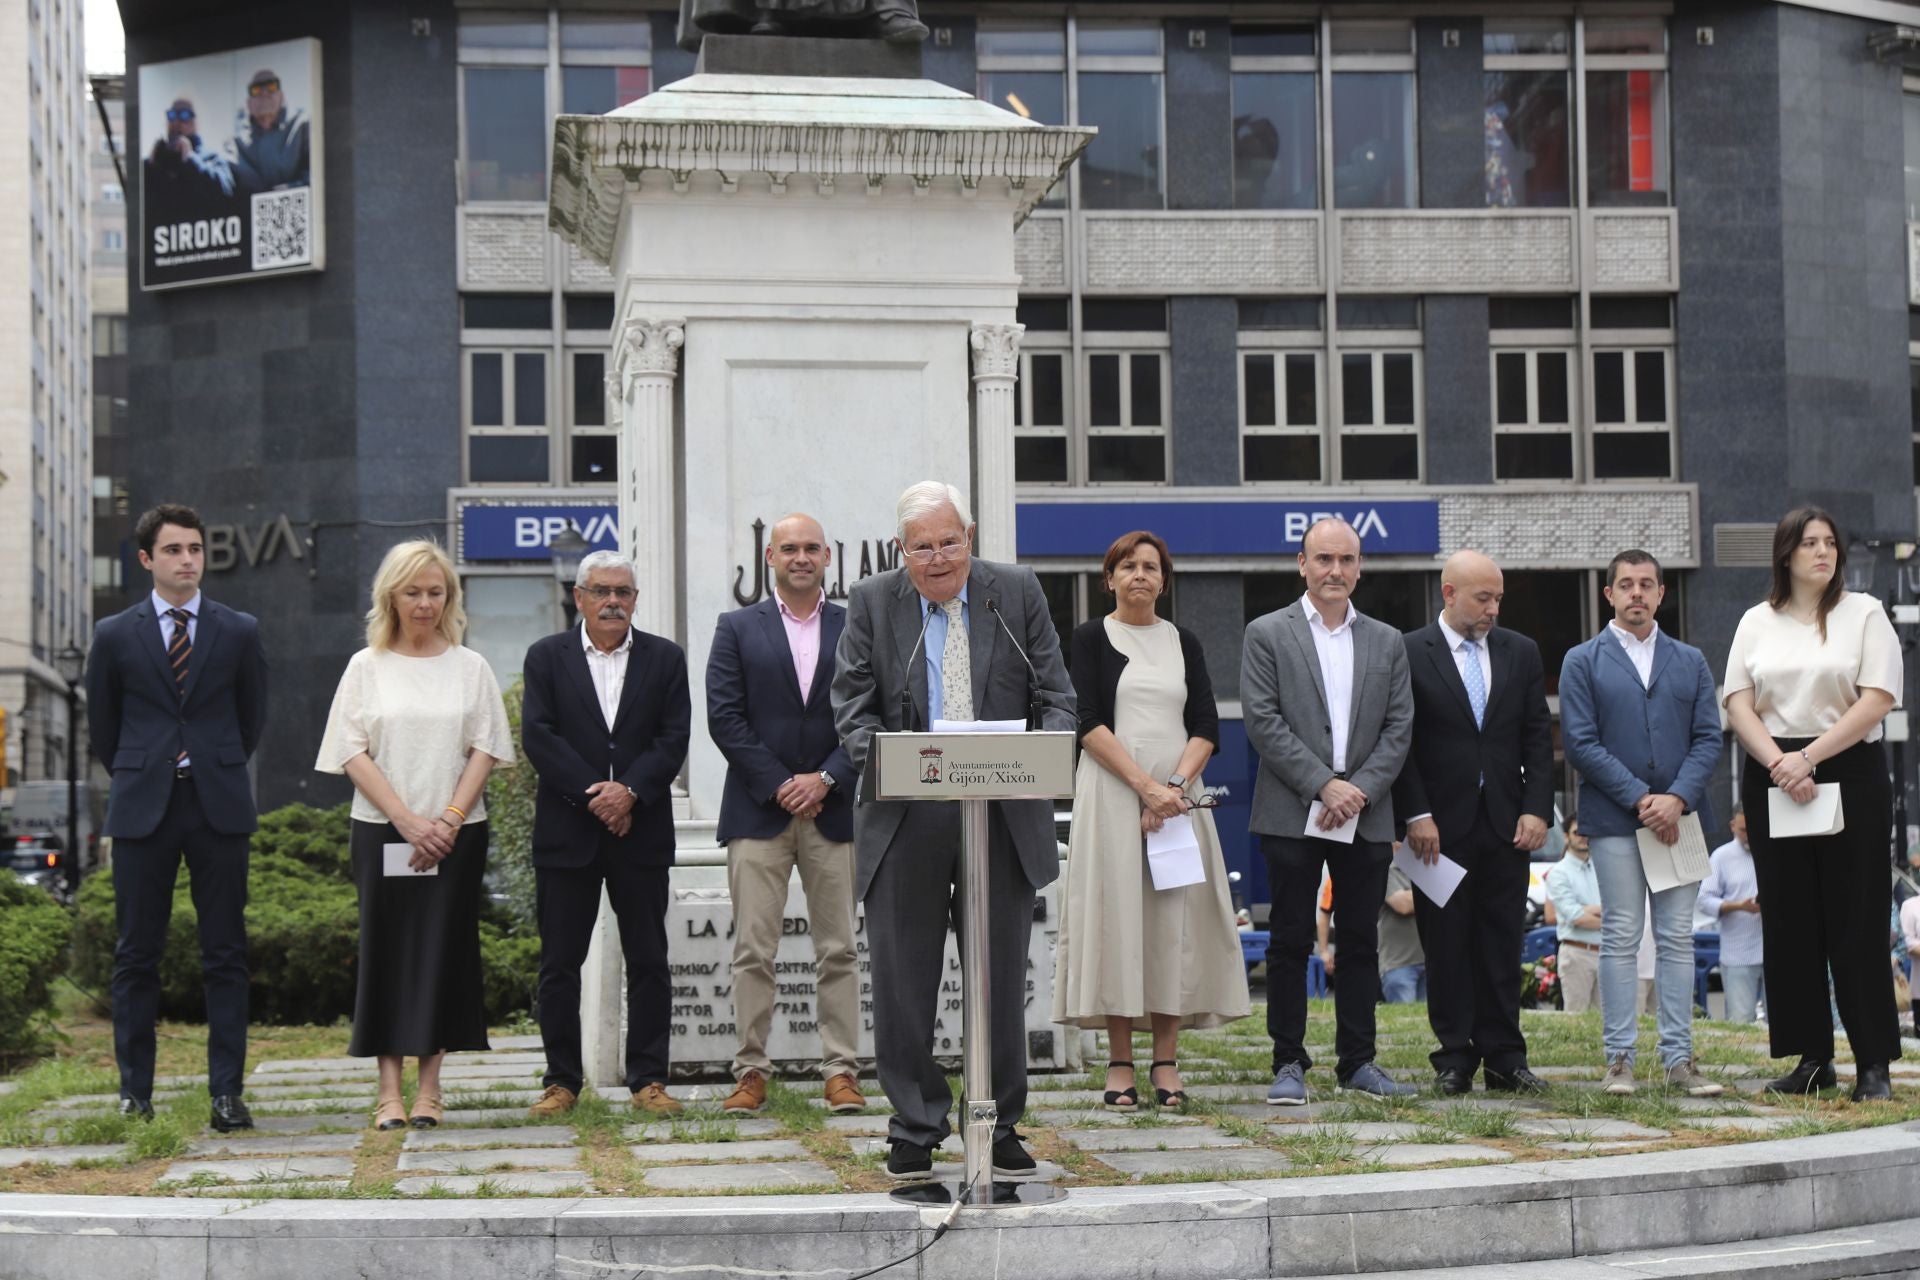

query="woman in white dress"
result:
[1052,531,1251,1109]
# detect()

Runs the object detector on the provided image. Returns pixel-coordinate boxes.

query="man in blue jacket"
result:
[1559,549,1723,1096]
[707,514,864,1116]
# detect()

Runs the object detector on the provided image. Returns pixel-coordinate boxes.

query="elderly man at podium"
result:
[831,480,1074,1183]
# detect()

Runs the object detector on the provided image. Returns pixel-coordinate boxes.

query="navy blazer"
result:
[1558,627,1722,838]
[706,597,854,845]
[86,597,269,840]
[519,626,691,869]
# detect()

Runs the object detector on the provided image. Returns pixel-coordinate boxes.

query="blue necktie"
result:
[1462,639,1486,730]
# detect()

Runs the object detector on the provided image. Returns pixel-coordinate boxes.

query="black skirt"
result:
[348,818,492,1058]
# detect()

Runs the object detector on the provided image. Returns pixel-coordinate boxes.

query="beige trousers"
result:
[1558,945,1601,1013]
[727,818,860,1080]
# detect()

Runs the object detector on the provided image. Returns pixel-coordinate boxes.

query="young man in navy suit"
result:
[87,504,269,1131]
[706,513,864,1116]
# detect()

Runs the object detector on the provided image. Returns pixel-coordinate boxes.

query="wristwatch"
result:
[819,771,838,792]
[1165,773,1186,790]
[624,784,637,800]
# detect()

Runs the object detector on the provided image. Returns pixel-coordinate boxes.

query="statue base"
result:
[694,33,922,79]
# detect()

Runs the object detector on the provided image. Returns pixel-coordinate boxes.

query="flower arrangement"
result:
[1520,952,1561,1010]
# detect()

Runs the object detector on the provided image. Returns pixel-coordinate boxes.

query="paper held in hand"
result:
[1391,843,1468,909]
[1767,783,1845,839]
[1304,800,1359,844]
[383,842,438,877]
[1146,814,1206,891]
[1634,813,1710,892]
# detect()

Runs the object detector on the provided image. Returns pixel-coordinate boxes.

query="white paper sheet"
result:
[1391,844,1468,909]
[1146,814,1206,891]
[383,842,438,877]
[1634,813,1711,892]
[1304,800,1359,844]
[1768,783,1845,839]
[931,719,1026,734]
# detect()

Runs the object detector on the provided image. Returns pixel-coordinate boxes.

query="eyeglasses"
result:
[248,80,281,97]
[580,585,636,601]
[902,541,968,566]
[165,109,195,122]
[1185,794,1220,810]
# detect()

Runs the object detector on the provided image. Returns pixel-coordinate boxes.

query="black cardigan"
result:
[1069,617,1220,754]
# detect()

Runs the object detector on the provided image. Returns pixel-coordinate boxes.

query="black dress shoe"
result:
[210,1095,255,1132]
[1484,1066,1548,1094]
[991,1132,1037,1179]
[1766,1057,1837,1095]
[885,1137,933,1182]
[1851,1063,1893,1102]
[118,1097,154,1121]
[1434,1069,1473,1096]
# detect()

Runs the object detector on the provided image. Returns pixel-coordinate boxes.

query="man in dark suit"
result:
[86,504,268,1131]
[831,481,1074,1182]
[707,513,864,1116]
[520,551,691,1117]
[1393,550,1554,1095]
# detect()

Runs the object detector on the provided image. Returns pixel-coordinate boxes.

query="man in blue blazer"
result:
[520,551,691,1117]
[707,514,864,1116]
[1559,549,1724,1097]
[86,504,269,1131]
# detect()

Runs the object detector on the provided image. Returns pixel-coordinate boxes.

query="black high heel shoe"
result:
[1150,1059,1187,1108]
[1103,1060,1139,1111]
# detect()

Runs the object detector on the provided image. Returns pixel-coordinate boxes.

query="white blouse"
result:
[1721,593,1903,741]
[315,646,517,825]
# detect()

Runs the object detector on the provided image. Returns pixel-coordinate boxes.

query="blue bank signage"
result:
[462,505,619,561]
[1015,500,1442,558]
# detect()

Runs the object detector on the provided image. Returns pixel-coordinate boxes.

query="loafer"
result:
[885,1137,933,1182]
[1851,1063,1893,1102]
[118,1096,154,1122]
[1483,1067,1548,1095]
[1766,1057,1837,1095]
[723,1071,767,1116]
[1338,1062,1416,1098]
[1433,1068,1473,1097]
[991,1132,1037,1180]
[209,1095,255,1132]
[1265,1062,1308,1106]
[823,1073,866,1114]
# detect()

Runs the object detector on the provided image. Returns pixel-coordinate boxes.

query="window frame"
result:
[563,342,616,486]
[1578,16,1672,209]
[1013,325,1073,487]
[1069,19,1168,212]
[1237,327,1326,484]
[1327,21,1419,210]
[1080,325,1171,486]
[1490,316,1579,481]
[462,338,554,485]
[1585,330,1675,481]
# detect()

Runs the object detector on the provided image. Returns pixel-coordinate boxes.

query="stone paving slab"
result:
[1058,1128,1248,1152]
[242,1084,375,1101]
[1218,1101,1353,1122]
[627,1139,811,1164]
[437,1088,547,1108]
[394,1171,591,1196]
[625,1118,784,1141]
[848,1135,962,1158]
[639,1161,839,1191]
[156,1156,355,1186]
[1511,1118,1670,1140]
[436,1064,544,1080]
[1542,1139,1664,1153]
[437,1109,554,1126]
[1357,1143,1513,1166]
[821,1115,892,1135]
[1089,1148,1294,1177]
[406,1125,577,1150]
[243,1112,366,1134]
[1029,1109,1201,1128]
[183,1180,357,1197]
[1294,1121,1432,1143]
[183,1133,363,1158]
[253,1059,380,1075]
[0,1144,128,1167]
[1683,1115,1801,1133]
[241,1070,378,1086]
[395,1148,581,1174]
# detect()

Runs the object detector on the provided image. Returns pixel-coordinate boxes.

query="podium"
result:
[869,730,1076,1207]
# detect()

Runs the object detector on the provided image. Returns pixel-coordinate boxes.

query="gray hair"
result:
[895,481,973,541]
[575,549,637,587]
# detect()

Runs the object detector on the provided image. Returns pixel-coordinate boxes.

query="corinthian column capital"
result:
[613,317,686,396]
[969,322,1024,381]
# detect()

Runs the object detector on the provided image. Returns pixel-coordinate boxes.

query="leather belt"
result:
[1559,938,1599,952]
[174,766,194,780]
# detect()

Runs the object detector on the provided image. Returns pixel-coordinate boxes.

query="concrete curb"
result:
[1,1125,1916,1279]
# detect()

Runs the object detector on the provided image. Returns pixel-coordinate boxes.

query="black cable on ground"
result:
[840,1171,981,1280]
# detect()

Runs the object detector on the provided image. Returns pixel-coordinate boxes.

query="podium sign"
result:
[871,731,1075,802]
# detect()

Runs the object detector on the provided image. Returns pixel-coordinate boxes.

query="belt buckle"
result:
[174,766,193,780]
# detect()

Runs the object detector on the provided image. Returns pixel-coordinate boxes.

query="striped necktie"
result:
[168,608,191,764]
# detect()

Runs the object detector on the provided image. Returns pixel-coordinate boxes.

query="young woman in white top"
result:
[315,540,516,1130]
[1723,508,1903,1102]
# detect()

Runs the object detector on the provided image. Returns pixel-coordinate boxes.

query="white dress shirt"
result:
[1608,620,1660,688]
[155,590,202,766]
[581,622,634,733]
[1303,594,1357,773]
[1436,616,1494,701]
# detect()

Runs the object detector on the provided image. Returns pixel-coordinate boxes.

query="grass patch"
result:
[759,1079,825,1133]
[1268,1124,1357,1170]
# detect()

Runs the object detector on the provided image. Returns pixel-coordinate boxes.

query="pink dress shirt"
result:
[776,590,825,704]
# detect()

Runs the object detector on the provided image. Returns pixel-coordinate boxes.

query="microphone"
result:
[900,598,939,732]
[985,596,1046,731]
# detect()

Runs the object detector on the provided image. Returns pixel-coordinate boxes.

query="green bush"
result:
[0,877,71,1065]
[485,677,538,932]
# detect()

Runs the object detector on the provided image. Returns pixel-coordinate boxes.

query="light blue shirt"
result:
[1697,839,1763,966]
[153,589,201,648]
[1544,851,1602,946]
[921,582,970,725]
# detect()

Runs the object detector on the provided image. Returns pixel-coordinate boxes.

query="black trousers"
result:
[1413,803,1529,1076]
[110,775,251,1100]
[1262,833,1389,1078]
[1744,737,1902,1065]
[535,851,672,1092]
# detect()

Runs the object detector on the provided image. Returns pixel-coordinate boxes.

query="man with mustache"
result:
[520,550,691,1117]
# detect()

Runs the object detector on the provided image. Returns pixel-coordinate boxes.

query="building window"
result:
[1588,294,1673,479]
[1238,298,1323,482]
[978,24,1067,208]
[1231,24,1318,210]
[100,228,122,251]
[559,14,651,113]
[1584,18,1669,207]
[1490,296,1577,480]
[99,182,122,203]
[1330,21,1417,209]
[1076,23,1164,210]
[462,65,548,202]
[1083,298,1168,483]
[1013,297,1071,484]
[1335,296,1421,481]
[1905,86,1920,222]
[463,292,552,483]
[1910,309,1919,485]
[1483,21,1571,208]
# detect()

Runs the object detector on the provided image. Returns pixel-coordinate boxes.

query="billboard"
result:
[138,38,325,290]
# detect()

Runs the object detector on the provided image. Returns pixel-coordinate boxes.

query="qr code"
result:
[251,187,312,271]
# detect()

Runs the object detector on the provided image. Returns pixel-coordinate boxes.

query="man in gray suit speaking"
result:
[831,481,1074,1182]
[1243,517,1414,1104]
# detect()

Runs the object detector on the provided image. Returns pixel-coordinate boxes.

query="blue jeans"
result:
[1720,963,1765,1024]
[1381,964,1427,1004]
[1590,835,1696,1067]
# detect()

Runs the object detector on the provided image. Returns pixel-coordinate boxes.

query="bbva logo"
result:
[1282,509,1391,543]
[513,514,619,548]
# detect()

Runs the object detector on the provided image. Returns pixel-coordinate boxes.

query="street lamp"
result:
[53,644,85,891]
[549,524,590,629]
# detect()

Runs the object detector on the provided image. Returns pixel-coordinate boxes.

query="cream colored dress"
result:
[1051,616,1252,1030]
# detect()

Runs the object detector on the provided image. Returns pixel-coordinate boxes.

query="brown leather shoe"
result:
[528,1084,578,1118]
[723,1071,767,1115]
[823,1073,866,1114]
[631,1082,683,1116]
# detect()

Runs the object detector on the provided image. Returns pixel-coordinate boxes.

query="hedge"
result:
[0,876,71,1065]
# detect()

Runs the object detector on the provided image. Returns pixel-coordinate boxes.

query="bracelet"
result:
[443,804,467,822]
[1800,749,1816,776]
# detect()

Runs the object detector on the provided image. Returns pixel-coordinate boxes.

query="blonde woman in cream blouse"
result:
[1723,507,1903,1103]
[316,540,516,1130]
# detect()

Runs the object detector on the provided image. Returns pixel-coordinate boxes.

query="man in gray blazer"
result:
[1242,517,1414,1104]
[831,481,1074,1183]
